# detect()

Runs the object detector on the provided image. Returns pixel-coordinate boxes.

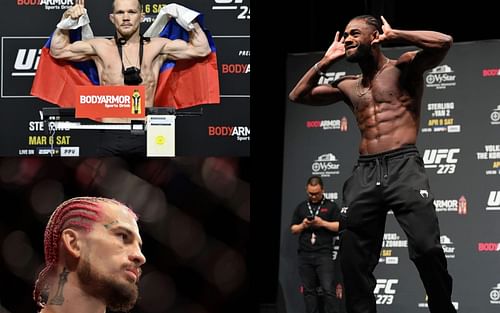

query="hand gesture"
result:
[324,31,345,61]
[63,0,85,20]
[302,217,312,228]
[311,215,325,228]
[372,15,393,45]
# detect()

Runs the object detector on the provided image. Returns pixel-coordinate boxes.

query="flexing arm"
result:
[289,31,347,105]
[49,0,96,61]
[374,16,453,71]
[160,22,210,60]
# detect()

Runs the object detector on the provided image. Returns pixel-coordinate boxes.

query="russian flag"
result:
[31,14,219,110]
[153,14,219,108]
[31,29,99,108]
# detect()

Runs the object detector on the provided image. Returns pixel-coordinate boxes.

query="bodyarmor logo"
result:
[487,191,500,211]
[483,68,500,77]
[208,126,250,141]
[131,89,141,114]
[306,116,348,131]
[423,148,459,174]
[221,64,250,74]
[340,116,348,132]
[478,242,500,251]
[458,195,467,214]
[17,0,74,5]
[433,196,467,214]
[40,0,74,4]
[374,279,398,304]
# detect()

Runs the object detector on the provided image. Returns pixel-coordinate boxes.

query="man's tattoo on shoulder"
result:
[48,267,69,305]
[103,220,119,229]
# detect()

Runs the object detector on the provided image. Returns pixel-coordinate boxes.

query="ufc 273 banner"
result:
[280,40,500,313]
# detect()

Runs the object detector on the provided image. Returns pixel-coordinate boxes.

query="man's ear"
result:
[141,12,145,22]
[61,229,82,259]
[109,13,115,24]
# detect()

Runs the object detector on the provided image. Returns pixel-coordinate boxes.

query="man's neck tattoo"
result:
[48,267,69,305]
[104,220,119,229]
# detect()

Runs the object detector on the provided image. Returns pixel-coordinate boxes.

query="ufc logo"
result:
[423,148,459,174]
[319,72,346,84]
[488,191,500,206]
[423,149,460,165]
[13,49,41,75]
[374,279,398,294]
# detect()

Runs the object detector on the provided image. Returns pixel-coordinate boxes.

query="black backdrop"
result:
[281,40,500,313]
[252,0,500,311]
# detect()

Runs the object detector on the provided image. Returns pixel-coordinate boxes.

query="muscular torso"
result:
[337,61,422,155]
[88,37,168,122]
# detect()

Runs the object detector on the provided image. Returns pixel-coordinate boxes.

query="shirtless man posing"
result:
[289,15,457,313]
[50,0,210,122]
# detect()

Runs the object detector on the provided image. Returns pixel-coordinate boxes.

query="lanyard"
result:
[307,198,325,217]
[115,35,147,72]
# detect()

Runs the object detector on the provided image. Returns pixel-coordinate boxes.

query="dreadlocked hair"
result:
[33,196,128,308]
[350,15,382,33]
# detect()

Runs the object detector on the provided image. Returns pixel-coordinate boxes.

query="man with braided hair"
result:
[33,197,146,313]
[290,14,456,313]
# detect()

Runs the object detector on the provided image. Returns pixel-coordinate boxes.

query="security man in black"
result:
[291,175,341,313]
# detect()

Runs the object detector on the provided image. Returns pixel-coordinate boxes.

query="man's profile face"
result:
[77,202,146,310]
[110,0,144,38]
[307,184,323,204]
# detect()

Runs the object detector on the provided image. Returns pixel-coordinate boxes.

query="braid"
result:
[350,15,382,33]
[33,197,128,308]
